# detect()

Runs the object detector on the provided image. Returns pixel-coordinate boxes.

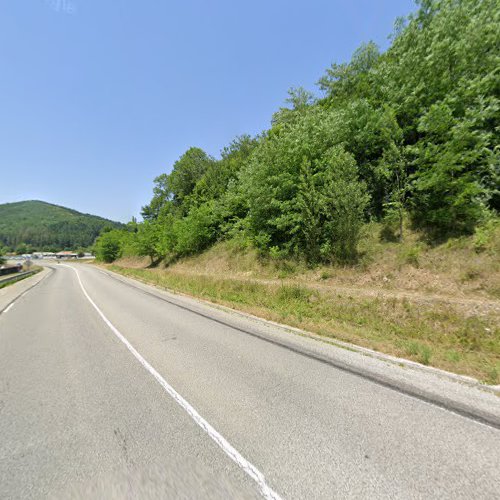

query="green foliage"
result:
[140,173,172,221]
[168,147,215,208]
[0,200,123,251]
[409,102,493,234]
[272,87,316,126]
[134,221,165,263]
[93,229,124,263]
[382,0,499,232]
[318,148,370,262]
[405,341,432,365]
[243,109,369,262]
[473,218,500,254]
[318,41,381,105]
[398,243,425,268]
[173,202,217,256]
[127,0,499,265]
[15,242,29,255]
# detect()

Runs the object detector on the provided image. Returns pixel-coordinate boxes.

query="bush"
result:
[398,243,424,268]
[473,219,499,254]
[174,202,217,256]
[93,230,124,263]
[244,108,369,263]
[318,147,370,262]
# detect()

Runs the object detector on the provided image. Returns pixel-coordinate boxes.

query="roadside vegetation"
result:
[0,200,122,252]
[103,222,499,384]
[94,0,499,383]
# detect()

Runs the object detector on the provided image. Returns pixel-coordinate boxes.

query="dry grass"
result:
[161,222,500,302]
[104,264,499,384]
[104,222,500,384]
[113,256,152,268]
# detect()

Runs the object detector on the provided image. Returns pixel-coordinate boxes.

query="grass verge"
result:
[105,264,500,385]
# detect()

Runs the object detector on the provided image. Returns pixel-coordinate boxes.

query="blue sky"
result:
[0,0,415,222]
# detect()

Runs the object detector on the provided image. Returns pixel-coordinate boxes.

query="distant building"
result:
[56,251,78,259]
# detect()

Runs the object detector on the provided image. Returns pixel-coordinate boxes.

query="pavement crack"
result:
[113,428,133,466]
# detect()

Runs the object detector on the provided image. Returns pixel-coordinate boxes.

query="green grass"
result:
[106,264,500,384]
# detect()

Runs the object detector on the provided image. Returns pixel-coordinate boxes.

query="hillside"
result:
[94,0,499,268]
[106,222,500,383]
[0,200,123,251]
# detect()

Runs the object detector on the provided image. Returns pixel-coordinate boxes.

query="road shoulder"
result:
[92,264,500,429]
[0,266,51,314]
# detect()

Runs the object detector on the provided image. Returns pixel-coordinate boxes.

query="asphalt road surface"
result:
[1,263,499,499]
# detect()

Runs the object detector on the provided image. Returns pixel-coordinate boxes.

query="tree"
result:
[191,135,258,205]
[135,221,165,264]
[141,173,172,221]
[15,243,28,255]
[133,0,499,264]
[243,108,369,262]
[173,202,217,256]
[93,230,124,263]
[168,147,215,209]
[409,102,492,235]
[318,147,370,262]
[272,87,316,126]
[0,246,7,265]
[318,41,380,105]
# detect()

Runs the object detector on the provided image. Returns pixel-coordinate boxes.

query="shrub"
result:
[398,243,424,268]
[93,229,124,263]
[174,202,217,256]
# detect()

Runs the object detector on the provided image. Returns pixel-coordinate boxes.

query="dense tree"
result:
[97,0,499,264]
[0,201,123,251]
[93,230,124,263]
[141,174,172,221]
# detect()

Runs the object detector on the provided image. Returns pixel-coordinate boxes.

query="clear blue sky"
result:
[0,0,415,222]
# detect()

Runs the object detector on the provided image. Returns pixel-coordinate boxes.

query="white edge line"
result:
[100,268,500,431]
[3,303,14,313]
[61,264,282,500]
[0,269,50,315]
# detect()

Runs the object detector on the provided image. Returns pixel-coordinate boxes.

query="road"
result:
[1,263,499,499]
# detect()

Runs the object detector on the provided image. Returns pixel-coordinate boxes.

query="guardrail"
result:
[0,266,22,276]
[0,271,37,287]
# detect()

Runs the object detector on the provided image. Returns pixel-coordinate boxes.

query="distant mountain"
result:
[0,200,124,251]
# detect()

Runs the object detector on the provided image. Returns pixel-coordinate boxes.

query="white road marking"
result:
[3,303,14,313]
[62,264,282,500]
[1,268,50,316]
[79,268,500,432]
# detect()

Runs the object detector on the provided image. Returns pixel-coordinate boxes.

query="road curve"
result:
[1,263,499,499]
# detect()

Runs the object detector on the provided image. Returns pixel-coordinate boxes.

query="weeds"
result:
[445,350,461,363]
[106,263,500,383]
[398,243,424,268]
[485,367,499,385]
[404,341,432,364]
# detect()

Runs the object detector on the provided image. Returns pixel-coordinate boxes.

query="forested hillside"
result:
[94,0,499,264]
[0,200,123,251]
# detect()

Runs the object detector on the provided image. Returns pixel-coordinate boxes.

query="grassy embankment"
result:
[103,223,500,384]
